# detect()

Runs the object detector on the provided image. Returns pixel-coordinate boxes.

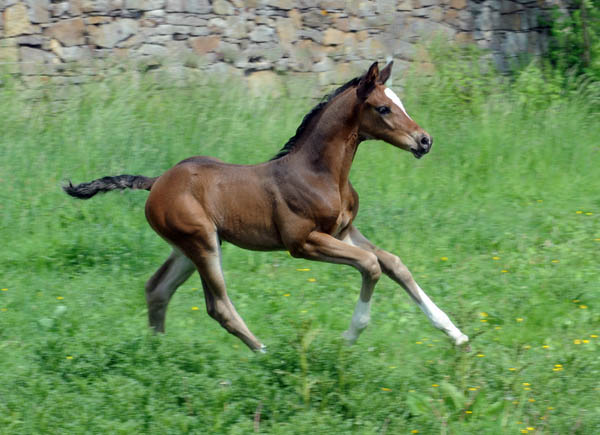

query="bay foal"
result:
[65,62,469,352]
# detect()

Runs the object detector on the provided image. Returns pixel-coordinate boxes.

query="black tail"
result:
[63,174,158,199]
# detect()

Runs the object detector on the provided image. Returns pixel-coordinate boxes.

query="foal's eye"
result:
[375,106,391,115]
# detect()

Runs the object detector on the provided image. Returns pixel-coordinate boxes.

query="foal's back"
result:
[145,156,285,251]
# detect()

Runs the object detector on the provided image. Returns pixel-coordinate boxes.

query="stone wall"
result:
[0,1,569,88]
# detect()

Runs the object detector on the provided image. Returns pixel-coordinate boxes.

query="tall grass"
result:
[1,50,599,434]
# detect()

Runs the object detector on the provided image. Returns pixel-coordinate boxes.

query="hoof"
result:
[341,330,357,345]
[454,334,469,347]
[256,344,267,354]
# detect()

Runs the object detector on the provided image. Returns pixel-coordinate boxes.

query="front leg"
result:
[290,231,382,344]
[344,226,469,346]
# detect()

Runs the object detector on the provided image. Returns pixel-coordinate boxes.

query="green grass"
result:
[1,63,599,434]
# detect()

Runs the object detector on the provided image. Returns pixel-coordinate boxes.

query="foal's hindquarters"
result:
[144,158,274,351]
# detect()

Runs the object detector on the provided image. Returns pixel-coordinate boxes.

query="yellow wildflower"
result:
[579,305,588,309]
[574,339,582,344]
[522,382,530,386]
[585,212,593,215]
[509,367,516,371]
[296,268,310,272]
[576,210,583,214]
[516,318,523,322]
[381,387,391,391]
[66,356,73,360]
[492,256,500,260]
[501,269,509,273]
[56,296,64,300]
[440,257,448,261]
[480,312,489,317]
[583,339,590,343]
[191,306,199,311]
[283,293,290,297]
[591,334,598,338]
[307,278,316,282]
[1,288,7,291]
[551,259,559,263]
[528,398,535,402]
[431,384,439,387]
[476,353,485,357]
[542,345,550,349]
[415,341,423,344]
[465,410,472,414]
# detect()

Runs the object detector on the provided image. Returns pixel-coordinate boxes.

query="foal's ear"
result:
[357,62,379,101]
[378,61,393,84]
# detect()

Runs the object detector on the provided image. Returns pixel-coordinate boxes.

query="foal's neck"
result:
[296,89,362,186]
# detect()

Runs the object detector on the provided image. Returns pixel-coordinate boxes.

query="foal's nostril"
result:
[420,135,430,147]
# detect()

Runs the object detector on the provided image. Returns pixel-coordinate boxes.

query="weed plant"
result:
[1,48,599,433]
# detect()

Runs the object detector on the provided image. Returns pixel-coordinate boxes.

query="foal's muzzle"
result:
[411,133,433,159]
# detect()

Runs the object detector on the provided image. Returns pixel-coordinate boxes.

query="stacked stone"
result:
[0,0,570,89]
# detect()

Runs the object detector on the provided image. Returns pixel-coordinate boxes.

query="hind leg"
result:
[182,236,265,352]
[145,249,196,332]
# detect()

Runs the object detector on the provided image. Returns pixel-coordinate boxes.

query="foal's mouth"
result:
[411,148,428,159]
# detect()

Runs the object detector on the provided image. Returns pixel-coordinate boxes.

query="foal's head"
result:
[356,62,432,159]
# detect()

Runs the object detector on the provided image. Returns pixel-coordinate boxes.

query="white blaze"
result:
[384,87,412,120]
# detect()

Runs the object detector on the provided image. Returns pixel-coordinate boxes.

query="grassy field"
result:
[1,60,599,434]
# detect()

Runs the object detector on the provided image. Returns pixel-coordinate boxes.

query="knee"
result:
[363,253,382,281]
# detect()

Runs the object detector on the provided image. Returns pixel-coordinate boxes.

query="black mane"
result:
[270,75,363,160]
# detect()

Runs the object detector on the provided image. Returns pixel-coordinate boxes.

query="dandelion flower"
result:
[576,210,583,214]
[440,257,448,261]
[509,367,516,371]
[480,312,488,317]
[307,278,316,282]
[431,384,439,387]
[468,387,478,391]
[495,326,502,330]
[523,383,530,386]
[411,431,419,434]
[381,387,391,391]
[572,299,580,303]
[66,356,73,360]
[476,353,485,357]
[56,296,64,300]
[296,268,310,272]
[1,308,7,312]
[527,428,535,431]
[528,398,535,402]
[551,259,559,263]
[583,339,590,343]
[191,306,199,311]
[574,339,582,344]
[579,305,588,309]
[520,429,528,434]
[283,293,291,297]
[501,269,509,273]
[480,319,488,322]
[590,334,598,338]
[547,406,554,410]
[1,288,7,291]
[585,212,593,215]
[542,345,550,349]
[416,341,423,344]
[516,318,523,322]
[465,410,472,414]
[492,256,500,260]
